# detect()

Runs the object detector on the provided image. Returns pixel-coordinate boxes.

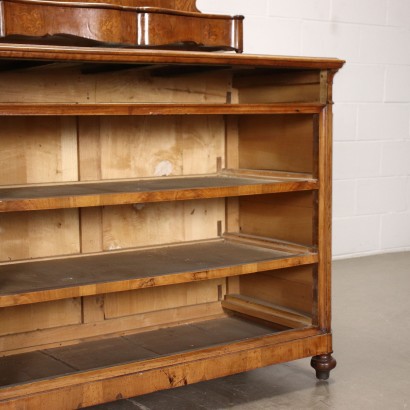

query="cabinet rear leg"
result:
[310,353,336,380]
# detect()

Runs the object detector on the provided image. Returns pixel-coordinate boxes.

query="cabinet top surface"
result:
[0,44,345,70]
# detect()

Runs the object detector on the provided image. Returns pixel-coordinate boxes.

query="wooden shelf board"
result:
[0,317,318,400]
[0,173,318,212]
[0,44,345,70]
[0,103,325,116]
[0,316,296,390]
[0,238,318,307]
[0,327,328,406]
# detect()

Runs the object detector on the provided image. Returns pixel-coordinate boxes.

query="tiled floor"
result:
[91,252,410,409]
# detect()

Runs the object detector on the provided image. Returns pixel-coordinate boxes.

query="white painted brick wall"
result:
[197,0,410,258]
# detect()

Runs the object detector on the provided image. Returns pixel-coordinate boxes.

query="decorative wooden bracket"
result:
[0,0,244,52]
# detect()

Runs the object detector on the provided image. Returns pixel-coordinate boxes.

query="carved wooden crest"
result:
[0,0,244,52]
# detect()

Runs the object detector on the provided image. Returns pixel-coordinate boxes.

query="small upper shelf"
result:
[0,103,325,116]
[0,171,317,212]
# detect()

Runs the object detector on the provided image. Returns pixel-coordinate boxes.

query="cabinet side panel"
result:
[238,192,314,246]
[238,266,314,316]
[238,115,314,174]
[234,70,321,104]
[0,117,78,185]
[0,209,80,261]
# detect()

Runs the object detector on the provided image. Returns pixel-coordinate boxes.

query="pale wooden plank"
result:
[0,299,81,337]
[0,301,225,355]
[0,209,80,262]
[103,279,225,319]
[100,199,222,251]
[0,67,230,104]
[77,115,105,324]
[0,117,78,185]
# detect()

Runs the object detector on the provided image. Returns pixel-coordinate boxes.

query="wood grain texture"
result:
[0,209,80,262]
[0,0,243,51]
[0,117,78,185]
[43,1,199,12]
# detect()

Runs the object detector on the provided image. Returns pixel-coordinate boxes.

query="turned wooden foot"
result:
[310,353,336,380]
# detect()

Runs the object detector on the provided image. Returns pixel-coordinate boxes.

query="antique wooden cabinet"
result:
[0,43,343,408]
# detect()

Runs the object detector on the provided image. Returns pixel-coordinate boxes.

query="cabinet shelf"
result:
[0,237,317,307]
[0,172,317,212]
[0,315,315,394]
[0,103,325,116]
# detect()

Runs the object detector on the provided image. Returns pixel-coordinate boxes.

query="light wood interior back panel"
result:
[100,199,225,251]
[0,68,230,104]
[238,192,314,246]
[0,117,78,185]
[238,115,314,174]
[0,299,81,337]
[0,209,80,262]
[0,279,226,355]
[104,279,225,319]
[78,115,225,180]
